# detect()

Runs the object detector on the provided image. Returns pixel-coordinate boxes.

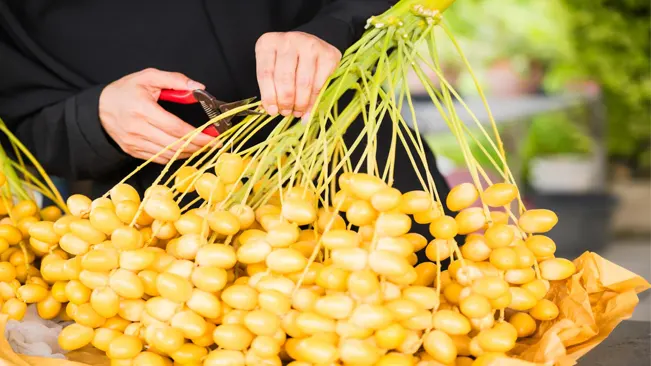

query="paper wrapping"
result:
[510,252,650,365]
[0,252,646,366]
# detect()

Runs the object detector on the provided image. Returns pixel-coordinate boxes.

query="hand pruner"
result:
[159,89,262,137]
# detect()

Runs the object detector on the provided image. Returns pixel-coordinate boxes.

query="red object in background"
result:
[484,59,546,96]
[564,80,601,97]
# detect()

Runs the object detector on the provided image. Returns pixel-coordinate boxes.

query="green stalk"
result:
[0,146,29,201]
[0,122,66,210]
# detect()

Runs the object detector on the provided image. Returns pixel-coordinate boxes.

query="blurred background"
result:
[409,0,650,320]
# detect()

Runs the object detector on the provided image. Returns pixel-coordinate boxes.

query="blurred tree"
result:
[421,0,649,176]
[437,0,573,95]
[551,0,651,176]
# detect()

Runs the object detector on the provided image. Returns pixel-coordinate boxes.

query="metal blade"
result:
[217,97,258,114]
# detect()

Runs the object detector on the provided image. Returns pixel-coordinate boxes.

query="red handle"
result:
[159,89,197,104]
[159,89,219,137]
[202,125,220,137]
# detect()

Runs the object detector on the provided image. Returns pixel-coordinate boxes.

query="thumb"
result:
[135,68,205,90]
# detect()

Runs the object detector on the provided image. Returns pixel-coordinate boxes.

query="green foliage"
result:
[425,126,510,174]
[549,0,650,166]
[425,112,594,178]
[431,0,574,96]
[436,0,650,171]
[518,112,595,181]
[444,0,573,63]
[521,112,593,158]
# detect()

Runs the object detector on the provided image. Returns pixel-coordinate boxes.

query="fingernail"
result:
[293,111,303,118]
[266,105,278,116]
[301,112,311,125]
[187,80,205,90]
[280,109,292,116]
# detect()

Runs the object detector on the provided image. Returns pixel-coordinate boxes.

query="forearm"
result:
[3,86,129,180]
[295,0,395,53]
[0,30,131,180]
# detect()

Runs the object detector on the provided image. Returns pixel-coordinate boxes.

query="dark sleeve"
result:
[294,0,395,53]
[0,32,129,181]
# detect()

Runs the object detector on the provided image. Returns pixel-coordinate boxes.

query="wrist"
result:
[75,85,130,162]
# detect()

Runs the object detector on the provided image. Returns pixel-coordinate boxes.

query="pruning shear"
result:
[159,89,262,137]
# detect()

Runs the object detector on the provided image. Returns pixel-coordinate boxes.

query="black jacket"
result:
[0,0,393,193]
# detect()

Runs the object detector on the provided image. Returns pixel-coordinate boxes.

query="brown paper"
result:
[510,252,650,366]
[0,252,646,366]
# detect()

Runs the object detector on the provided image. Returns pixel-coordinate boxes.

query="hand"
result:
[255,31,342,120]
[99,68,215,164]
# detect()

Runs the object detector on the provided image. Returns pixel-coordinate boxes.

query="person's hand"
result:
[255,31,342,120]
[99,68,215,164]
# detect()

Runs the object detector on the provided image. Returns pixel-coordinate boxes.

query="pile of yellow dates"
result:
[0,173,66,322]
[41,157,573,366]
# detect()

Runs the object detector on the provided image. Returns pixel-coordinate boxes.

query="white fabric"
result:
[3,305,71,359]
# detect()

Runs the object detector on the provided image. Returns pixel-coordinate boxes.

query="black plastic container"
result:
[528,192,619,258]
